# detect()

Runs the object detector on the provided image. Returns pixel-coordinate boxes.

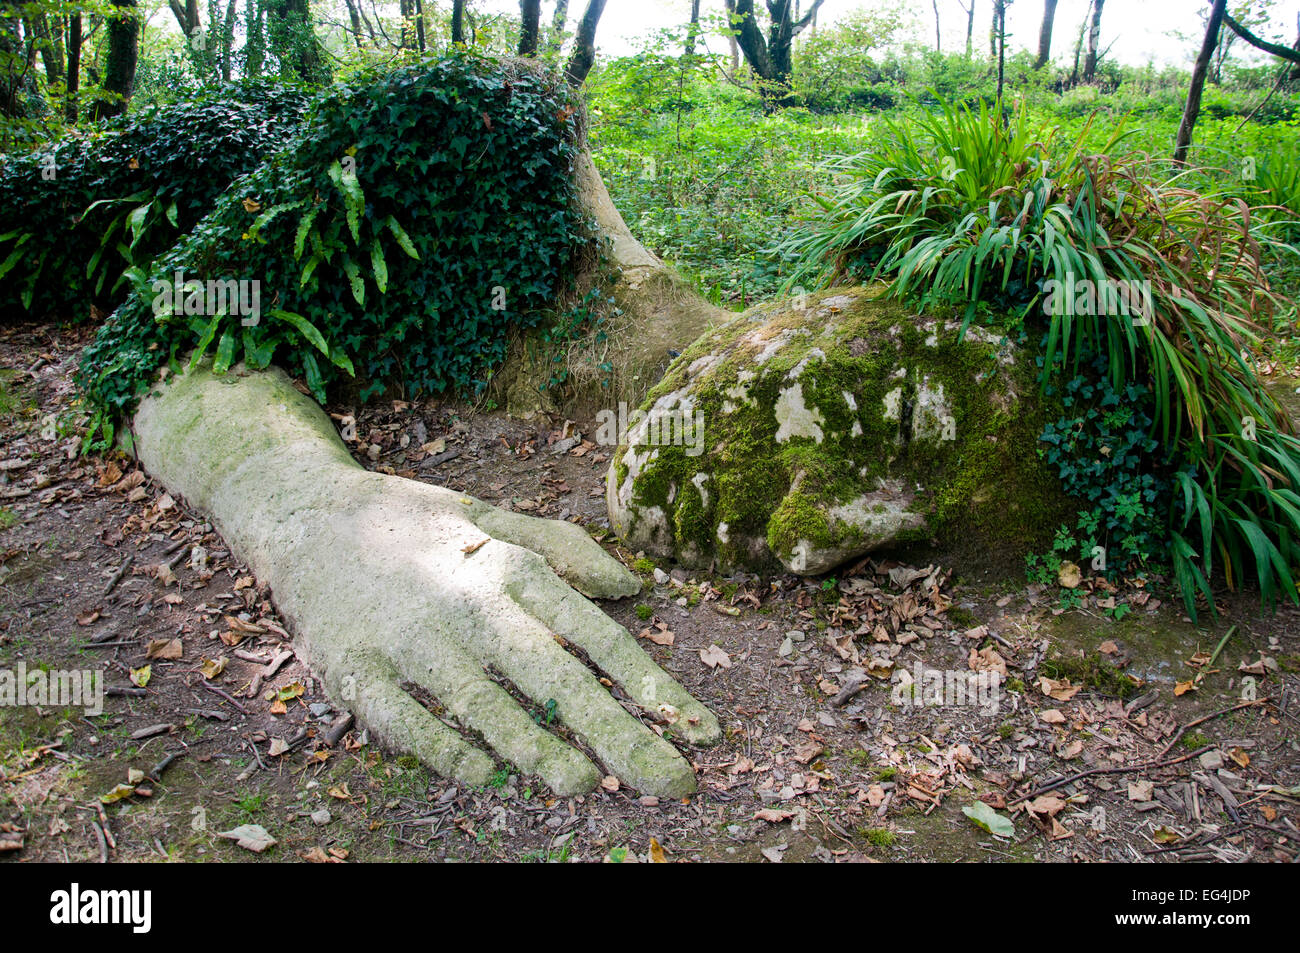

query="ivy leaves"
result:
[79,55,590,433]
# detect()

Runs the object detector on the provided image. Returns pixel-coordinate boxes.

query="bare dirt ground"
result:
[2,320,1299,864]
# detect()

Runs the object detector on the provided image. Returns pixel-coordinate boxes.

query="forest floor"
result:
[2,321,1299,864]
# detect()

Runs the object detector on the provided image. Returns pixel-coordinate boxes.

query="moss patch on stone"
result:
[608,285,1073,575]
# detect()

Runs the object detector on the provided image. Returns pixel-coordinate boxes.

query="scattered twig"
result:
[147,751,181,782]
[89,819,108,863]
[244,738,266,771]
[200,680,249,714]
[322,713,354,747]
[101,556,133,596]
[1156,697,1268,760]
[1010,745,1215,806]
[94,802,116,850]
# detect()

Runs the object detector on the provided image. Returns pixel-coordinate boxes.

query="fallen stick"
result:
[148,751,182,782]
[322,713,354,747]
[102,556,134,596]
[90,820,109,863]
[1155,697,1269,761]
[130,723,174,741]
[94,802,117,849]
[245,738,266,771]
[1010,745,1215,806]
[830,673,869,707]
[200,680,249,714]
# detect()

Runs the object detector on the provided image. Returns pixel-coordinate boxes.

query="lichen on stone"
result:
[606,285,1071,575]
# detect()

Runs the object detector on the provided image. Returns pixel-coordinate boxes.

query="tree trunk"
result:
[92,0,139,121]
[1174,0,1226,165]
[964,0,974,56]
[267,0,327,83]
[548,0,570,54]
[344,0,364,48]
[724,0,824,108]
[65,12,80,122]
[1082,0,1105,83]
[518,0,541,56]
[398,0,411,50]
[685,0,701,59]
[995,0,1007,100]
[30,14,65,88]
[451,0,465,44]
[932,0,940,52]
[1035,0,1058,69]
[564,0,606,86]
[220,0,238,82]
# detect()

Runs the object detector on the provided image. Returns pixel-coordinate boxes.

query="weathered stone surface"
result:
[607,286,1069,575]
[132,363,720,798]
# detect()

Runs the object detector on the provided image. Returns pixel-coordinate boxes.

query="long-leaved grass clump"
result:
[779,97,1300,618]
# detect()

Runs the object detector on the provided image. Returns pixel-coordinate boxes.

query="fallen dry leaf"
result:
[199,656,227,680]
[146,638,183,660]
[217,824,276,853]
[648,837,667,863]
[1040,677,1081,702]
[699,644,731,670]
[1128,780,1154,802]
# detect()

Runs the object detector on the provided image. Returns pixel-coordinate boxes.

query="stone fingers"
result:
[338,649,495,789]
[470,505,641,600]
[389,630,601,797]
[510,572,722,747]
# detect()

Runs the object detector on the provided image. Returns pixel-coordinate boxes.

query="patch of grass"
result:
[634,603,654,621]
[946,606,980,628]
[856,826,898,847]
[233,793,267,822]
[1181,731,1210,750]
[874,766,897,781]
[632,557,656,574]
[1040,652,1141,699]
[521,841,573,863]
